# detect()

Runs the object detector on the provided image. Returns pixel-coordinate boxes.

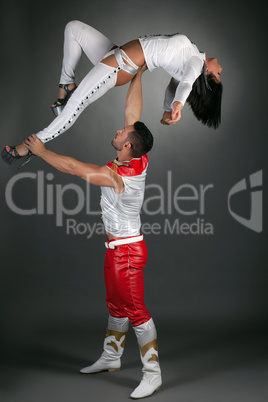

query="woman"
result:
[2,20,223,167]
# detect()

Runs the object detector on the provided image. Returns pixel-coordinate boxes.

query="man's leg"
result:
[105,240,162,399]
[80,250,129,374]
[131,318,162,399]
[80,314,129,374]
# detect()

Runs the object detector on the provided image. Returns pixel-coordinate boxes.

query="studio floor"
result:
[1,321,267,402]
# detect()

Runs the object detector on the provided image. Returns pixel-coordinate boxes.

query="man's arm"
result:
[24,135,122,190]
[124,64,147,127]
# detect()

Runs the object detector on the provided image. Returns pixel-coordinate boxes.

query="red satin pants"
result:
[104,239,151,327]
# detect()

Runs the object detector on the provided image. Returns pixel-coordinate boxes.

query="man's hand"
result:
[138,63,148,75]
[23,134,123,190]
[24,134,46,156]
[160,111,172,125]
[161,101,183,125]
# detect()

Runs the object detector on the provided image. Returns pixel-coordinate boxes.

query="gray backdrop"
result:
[0,0,267,400]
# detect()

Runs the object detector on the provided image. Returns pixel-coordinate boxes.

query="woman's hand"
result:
[170,101,183,124]
[24,134,46,156]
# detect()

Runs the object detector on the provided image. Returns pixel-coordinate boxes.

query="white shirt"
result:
[100,155,148,237]
[139,34,205,108]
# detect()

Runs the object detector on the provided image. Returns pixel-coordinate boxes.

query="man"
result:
[24,66,162,400]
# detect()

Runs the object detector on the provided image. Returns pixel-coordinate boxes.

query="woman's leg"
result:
[53,20,116,105]
[37,43,145,143]
[37,62,119,143]
[12,42,144,152]
[59,20,115,85]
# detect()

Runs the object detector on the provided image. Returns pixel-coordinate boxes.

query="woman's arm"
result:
[163,77,179,111]
[161,78,179,125]
[163,56,203,125]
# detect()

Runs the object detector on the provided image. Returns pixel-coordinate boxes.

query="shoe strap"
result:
[6,146,19,158]
[59,83,73,95]
[54,98,66,106]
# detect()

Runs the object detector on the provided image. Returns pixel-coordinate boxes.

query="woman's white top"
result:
[139,34,205,109]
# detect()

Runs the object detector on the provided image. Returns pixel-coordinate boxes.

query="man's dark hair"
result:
[127,121,154,157]
[186,73,223,129]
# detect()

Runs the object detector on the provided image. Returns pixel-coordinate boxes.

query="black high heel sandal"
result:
[1,146,35,169]
[51,83,77,116]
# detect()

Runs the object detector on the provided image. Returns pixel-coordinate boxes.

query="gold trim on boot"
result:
[105,329,128,350]
[139,339,158,360]
[80,329,128,374]
[131,336,162,398]
[130,319,162,399]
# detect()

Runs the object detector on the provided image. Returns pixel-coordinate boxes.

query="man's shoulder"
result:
[106,155,148,177]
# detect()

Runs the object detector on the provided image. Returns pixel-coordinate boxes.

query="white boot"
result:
[80,315,128,374]
[130,318,162,399]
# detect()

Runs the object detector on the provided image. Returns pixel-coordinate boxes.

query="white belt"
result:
[105,235,144,249]
[114,47,139,75]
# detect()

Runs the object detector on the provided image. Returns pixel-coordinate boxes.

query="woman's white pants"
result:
[36,20,117,143]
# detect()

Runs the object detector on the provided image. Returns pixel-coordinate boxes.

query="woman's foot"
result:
[51,83,77,117]
[51,83,77,107]
[6,143,28,157]
[2,143,33,167]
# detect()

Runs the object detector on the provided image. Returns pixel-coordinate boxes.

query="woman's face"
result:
[206,58,223,83]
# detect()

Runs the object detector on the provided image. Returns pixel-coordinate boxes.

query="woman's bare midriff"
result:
[101,39,145,86]
[120,39,145,65]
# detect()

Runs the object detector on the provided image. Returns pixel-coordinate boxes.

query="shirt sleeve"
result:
[163,77,179,111]
[171,56,204,108]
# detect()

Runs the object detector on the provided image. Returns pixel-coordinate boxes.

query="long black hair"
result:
[186,69,223,129]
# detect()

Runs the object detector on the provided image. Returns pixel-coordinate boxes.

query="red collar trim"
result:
[106,154,148,177]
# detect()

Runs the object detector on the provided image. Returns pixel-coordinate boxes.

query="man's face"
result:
[111,125,134,151]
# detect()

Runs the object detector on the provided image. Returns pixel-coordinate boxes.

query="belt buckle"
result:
[105,241,115,249]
